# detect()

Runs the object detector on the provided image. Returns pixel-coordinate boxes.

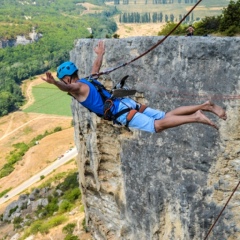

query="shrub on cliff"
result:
[21,215,67,238]
[17,171,81,239]
[194,16,221,35]
[158,22,186,36]
[195,0,240,36]
[158,0,240,36]
[59,200,73,213]
[219,0,240,35]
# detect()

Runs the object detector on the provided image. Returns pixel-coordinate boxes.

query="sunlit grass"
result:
[23,83,72,116]
[20,215,68,239]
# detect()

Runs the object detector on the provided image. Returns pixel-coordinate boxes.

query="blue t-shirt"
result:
[78,78,120,116]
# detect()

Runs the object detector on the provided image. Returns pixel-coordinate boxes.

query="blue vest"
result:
[78,79,120,116]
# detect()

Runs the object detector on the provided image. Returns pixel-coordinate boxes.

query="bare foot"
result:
[203,100,227,120]
[195,110,219,130]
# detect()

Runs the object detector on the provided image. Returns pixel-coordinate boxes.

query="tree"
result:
[192,0,240,36]
[62,223,76,235]
[0,91,16,116]
[194,16,221,35]
[191,12,194,21]
[165,14,169,22]
[179,14,183,21]
[152,12,157,22]
[159,12,163,22]
[158,22,185,36]
[219,0,240,35]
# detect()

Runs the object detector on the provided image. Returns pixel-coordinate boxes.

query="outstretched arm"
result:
[91,40,105,75]
[41,72,80,93]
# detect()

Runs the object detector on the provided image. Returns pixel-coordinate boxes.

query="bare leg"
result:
[155,110,218,133]
[166,100,227,120]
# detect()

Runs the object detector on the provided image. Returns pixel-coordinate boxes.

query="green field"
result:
[23,83,72,116]
[111,0,229,8]
[107,0,230,20]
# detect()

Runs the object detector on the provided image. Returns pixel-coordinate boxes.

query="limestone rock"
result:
[71,37,240,240]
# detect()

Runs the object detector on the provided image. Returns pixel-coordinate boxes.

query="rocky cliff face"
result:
[0,29,42,48]
[70,37,240,240]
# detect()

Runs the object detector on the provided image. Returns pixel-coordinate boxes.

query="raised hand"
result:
[41,72,56,84]
[94,40,105,56]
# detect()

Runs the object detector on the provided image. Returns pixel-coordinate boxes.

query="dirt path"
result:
[21,80,37,110]
[116,22,166,38]
[79,2,103,15]
[0,114,72,142]
[2,113,14,139]
[0,114,43,141]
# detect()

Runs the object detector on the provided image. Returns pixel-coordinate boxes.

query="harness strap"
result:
[138,104,147,113]
[125,104,148,128]
[103,99,114,120]
[88,77,148,126]
[87,78,149,126]
[126,109,138,128]
[113,108,131,120]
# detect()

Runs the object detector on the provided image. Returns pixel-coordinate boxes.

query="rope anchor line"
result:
[204,180,240,240]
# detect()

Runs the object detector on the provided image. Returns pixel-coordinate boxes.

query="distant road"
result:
[0,147,77,205]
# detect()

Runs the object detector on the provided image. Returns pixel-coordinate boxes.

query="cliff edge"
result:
[70,37,240,240]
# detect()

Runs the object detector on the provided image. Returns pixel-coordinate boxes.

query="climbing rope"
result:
[204,180,240,239]
[88,0,204,78]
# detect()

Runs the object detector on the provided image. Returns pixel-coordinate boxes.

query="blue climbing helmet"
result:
[57,61,78,79]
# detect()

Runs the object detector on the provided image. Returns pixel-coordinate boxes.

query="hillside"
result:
[0,75,91,239]
[0,0,117,117]
[0,75,72,197]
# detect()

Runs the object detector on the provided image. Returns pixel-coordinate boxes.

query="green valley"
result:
[0,0,117,117]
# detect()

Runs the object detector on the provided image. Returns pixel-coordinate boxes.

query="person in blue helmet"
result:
[41,40,227,133]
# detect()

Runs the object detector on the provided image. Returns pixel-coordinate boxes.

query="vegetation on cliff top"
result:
[158,0,240,36]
